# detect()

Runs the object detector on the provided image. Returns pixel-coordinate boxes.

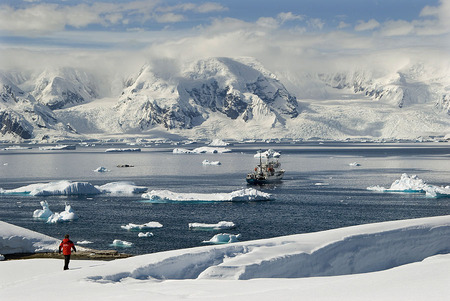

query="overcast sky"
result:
[0,0,449,78]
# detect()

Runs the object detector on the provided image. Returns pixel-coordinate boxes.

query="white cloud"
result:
[277,12,304,24]
[380,20,415,36]
[196,3,228,13]
[355,19,380,31]
[155,13,185,23]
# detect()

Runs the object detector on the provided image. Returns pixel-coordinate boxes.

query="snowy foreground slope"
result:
[1,216,450,300]
[2,56,450,141]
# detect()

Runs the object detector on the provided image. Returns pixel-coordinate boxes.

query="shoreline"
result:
[3,249,132,261]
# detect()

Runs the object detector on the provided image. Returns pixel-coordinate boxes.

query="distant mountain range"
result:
[1,57,449,142]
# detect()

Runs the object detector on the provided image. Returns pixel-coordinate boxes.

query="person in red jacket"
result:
[59,234,76,270]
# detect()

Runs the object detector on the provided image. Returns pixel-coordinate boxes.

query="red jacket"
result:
[59,238,76,255]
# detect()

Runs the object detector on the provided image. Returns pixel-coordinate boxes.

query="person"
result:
[59,234,76,270]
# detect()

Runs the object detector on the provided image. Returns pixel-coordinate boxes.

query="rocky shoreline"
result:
[4,249,132,261]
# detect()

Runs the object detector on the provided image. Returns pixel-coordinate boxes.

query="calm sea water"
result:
[1,142,449,255]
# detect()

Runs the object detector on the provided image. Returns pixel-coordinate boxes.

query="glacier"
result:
[1,56,449,142]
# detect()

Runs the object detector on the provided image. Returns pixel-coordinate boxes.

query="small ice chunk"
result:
[77,240,93,245]
[121,222,163,231]
[0,254,5,261]
[138,232,154,237]
[203,233,241,244]
[94,166,110,173]
[349,162,360,166]
[202,160,221,166]
[33,201,53,219]
[111,239,133,247]
[189,221,236,230]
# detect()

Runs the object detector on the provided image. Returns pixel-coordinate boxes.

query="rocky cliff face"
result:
[0,73,58,139]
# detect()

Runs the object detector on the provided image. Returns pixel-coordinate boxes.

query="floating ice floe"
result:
[189,221,236,230]
[76,240,93,245]
[39,145,76,150]
[203,233,241,244]
[367,173,450,198]
[94,166,110,173]
[202,160,221,166]
[105,148,141,152]
[32,201,53,219]
[2,146,32,150]
[138,232,154,238]
[254,149,281,158]
[97,182,147,194]
[0,180,147,196]
[349,162,361,166]
[111,239,133,247]
[121,222,163,231]
[46,203,79,224]
[173,147,231,154]
[141,188,272,203]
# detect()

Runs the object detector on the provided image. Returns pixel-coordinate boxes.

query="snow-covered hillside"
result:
[1,57,449,142]
[1,216,450,300]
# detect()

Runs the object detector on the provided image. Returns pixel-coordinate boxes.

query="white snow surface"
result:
[189,221,236,230]
[0,180,147,196]
[367,173,450,197]
[141,188,272,202]
[1,216,450,300]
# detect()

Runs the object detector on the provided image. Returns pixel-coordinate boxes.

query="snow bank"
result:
[85,215,450,283]
[121,222,163,231]
[203,233,241,244]
[202,159,221,165]
[189,221,236,230]
[367,173,450,197]
[0,221,60,254]
[141,188,272,203]
[0,181,147,196]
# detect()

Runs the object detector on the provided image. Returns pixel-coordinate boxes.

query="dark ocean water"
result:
[1,142,449,255]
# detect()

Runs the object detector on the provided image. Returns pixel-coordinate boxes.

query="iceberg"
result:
[121,222,163,231]
[93,166,110,172]
[76,240,93,245]
[254,149,281,158]
[46,203,79,224]
[96,182,147,194]
[189,221,236,230]
[32,201,53,219]
[39,145,76,150]
[349,162,361,166]
[111,239,133,247]
[138,232,154,237]
[0,181,147,196]
[202,160,221,165]
[141,188,273,203]
[105,148,141,152]
[367,173,450,198]
[203,233,241,244]
[173,147,231,154]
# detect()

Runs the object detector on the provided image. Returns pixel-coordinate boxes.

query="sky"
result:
[0,0,449,80]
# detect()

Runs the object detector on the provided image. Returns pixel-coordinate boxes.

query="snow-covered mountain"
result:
[1,57,449,142]
[116,57,299,132]
[0,73,59,140]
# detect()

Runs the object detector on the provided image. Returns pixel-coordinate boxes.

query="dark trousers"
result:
[64,255,71,270]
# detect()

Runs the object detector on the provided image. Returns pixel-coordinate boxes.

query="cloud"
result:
[355,19,380,31]
[196,3,228,13]
[380,20,415,36]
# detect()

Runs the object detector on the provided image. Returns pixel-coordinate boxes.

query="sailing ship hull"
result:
[246,171,284,185]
